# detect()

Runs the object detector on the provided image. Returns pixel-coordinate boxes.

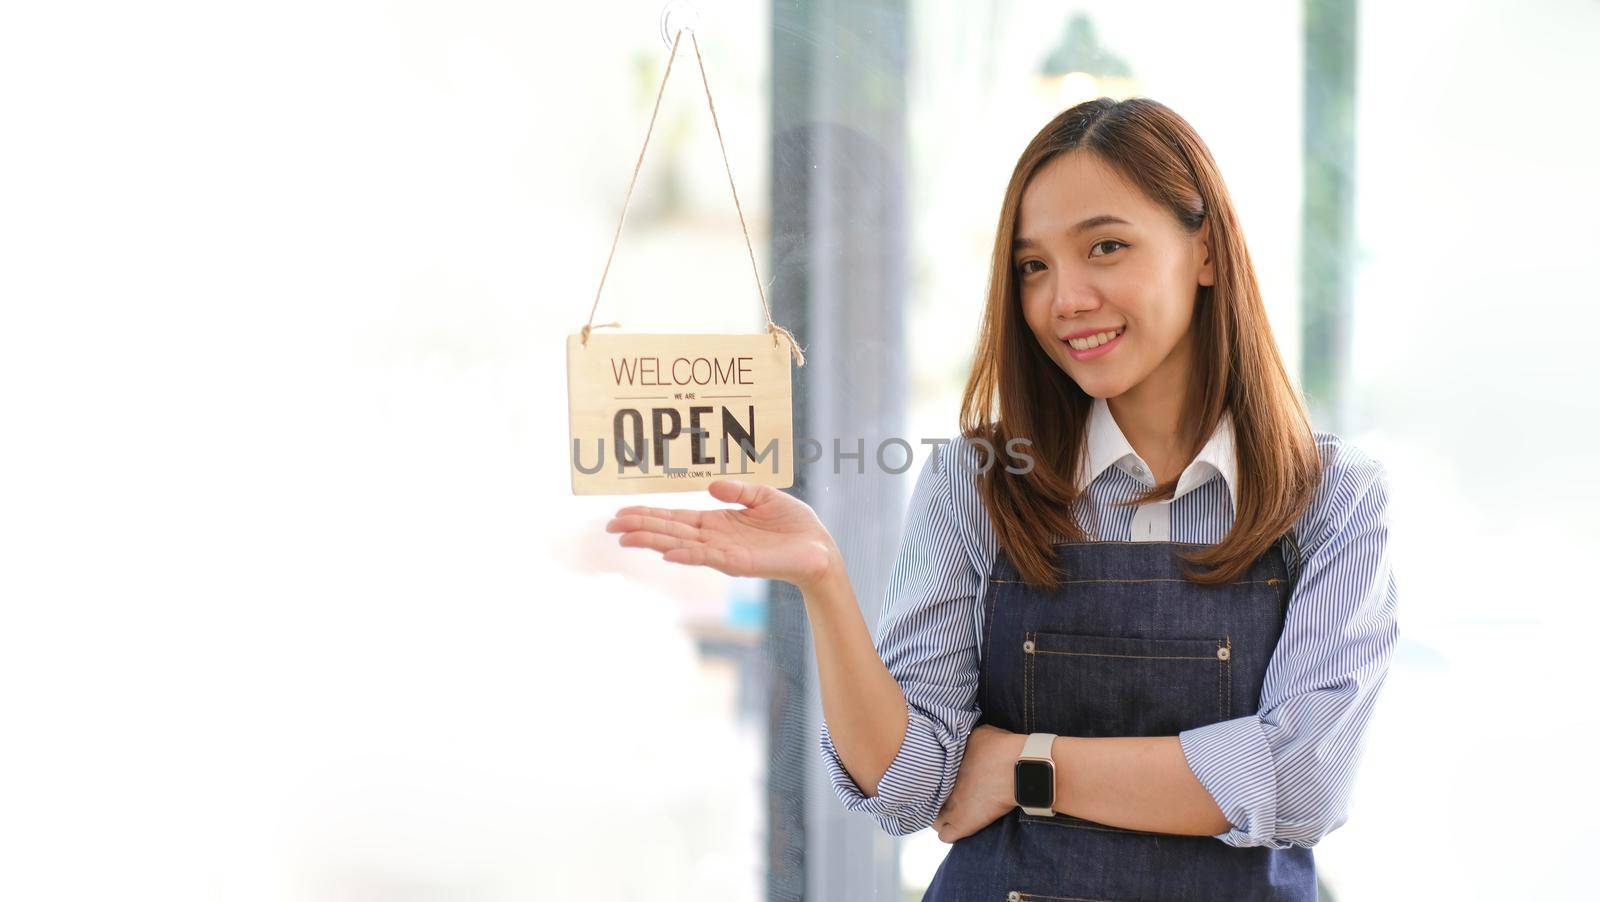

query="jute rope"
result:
[579,28,805,368]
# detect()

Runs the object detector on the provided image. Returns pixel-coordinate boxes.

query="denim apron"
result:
[921,536,1317,902]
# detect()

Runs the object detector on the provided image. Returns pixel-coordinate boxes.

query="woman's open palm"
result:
[605,480,841,591]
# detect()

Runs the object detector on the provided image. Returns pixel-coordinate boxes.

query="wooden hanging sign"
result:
[564,28,804,495]
[566,331,794,495]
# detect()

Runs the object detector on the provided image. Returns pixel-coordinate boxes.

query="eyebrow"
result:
[1013,214,1132,251]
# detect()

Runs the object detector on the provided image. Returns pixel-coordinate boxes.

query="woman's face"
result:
[1013,151,1214,401]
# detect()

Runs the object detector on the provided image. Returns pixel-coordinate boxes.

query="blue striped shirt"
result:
[818,397,1399,848]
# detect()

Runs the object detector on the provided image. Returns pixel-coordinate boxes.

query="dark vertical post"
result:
[768,1,909,899]
[1301,0,1359,433]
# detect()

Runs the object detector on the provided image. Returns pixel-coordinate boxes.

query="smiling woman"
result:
[967,99,1321,589]
[1013,154,1210,380]
[1013,152,1209,384]
[609,96,1397,902]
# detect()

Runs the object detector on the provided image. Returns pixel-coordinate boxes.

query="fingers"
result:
[610,519,745,577]
[616,529,700,556]
[935,800,956,843]
[607,506,749,576]
[611,505,705,529]
[707,479,770,508]
[607,499,746,577]
[661,543,731,572]
[605,512,703,543]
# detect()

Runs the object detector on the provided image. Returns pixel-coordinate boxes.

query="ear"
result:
[1196,218,1216,288]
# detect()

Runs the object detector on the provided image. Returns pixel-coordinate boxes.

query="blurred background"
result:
[2,0,1597,899]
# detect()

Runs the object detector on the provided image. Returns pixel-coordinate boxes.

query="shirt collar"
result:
[1079,396,1238,511]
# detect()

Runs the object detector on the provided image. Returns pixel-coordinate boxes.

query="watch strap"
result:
[1021,731,1055,761]
[1016,731,1057,816]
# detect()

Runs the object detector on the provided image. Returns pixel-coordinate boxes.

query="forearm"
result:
[802,560,909,799]
[1049,735,1231,836]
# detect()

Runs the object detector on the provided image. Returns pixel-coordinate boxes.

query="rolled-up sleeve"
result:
[818,441,984,836]
[1178,443,1399,849]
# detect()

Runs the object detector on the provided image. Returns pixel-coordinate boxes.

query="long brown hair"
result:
[959,97,1322,588]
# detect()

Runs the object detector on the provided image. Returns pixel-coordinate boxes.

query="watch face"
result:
[1014,759,1054,809]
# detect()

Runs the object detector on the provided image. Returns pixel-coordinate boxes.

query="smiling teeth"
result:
[1068,327,1124,350]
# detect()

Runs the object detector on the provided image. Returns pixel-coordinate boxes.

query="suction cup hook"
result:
[659,0,702,56]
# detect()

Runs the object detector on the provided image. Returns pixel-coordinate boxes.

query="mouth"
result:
[1062,325,1125,360]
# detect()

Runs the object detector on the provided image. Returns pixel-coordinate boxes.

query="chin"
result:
[1066,373,1130,400]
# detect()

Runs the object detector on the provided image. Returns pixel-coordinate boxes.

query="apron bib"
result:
[921,537,1317,902]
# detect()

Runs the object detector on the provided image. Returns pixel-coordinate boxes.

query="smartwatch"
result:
[1013,731,1058,816]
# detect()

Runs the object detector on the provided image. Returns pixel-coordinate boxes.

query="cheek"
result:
[1019,286,1052,334]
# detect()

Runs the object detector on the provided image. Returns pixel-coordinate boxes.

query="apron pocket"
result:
[1023,630,1231,737]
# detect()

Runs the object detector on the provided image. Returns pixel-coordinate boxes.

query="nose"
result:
[1051,283,1102,319]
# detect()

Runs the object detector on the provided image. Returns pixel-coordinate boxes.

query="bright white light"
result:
[1057,71,1101,106]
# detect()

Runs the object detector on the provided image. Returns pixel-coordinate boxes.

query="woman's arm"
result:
[803,561,909,799]
[1176,442,1398,848]
[816,441,985,836]
[1048,735,1231,835]
[934,728,1230,842]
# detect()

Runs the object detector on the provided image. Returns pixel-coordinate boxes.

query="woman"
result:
[606,97,1398,901]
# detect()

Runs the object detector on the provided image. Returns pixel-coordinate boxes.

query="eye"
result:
[1016,259,1044,276]
[1089,239,1128,258]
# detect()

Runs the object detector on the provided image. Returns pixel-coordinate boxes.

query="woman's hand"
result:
[934,724,1026,844]
[606,479,843,593]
